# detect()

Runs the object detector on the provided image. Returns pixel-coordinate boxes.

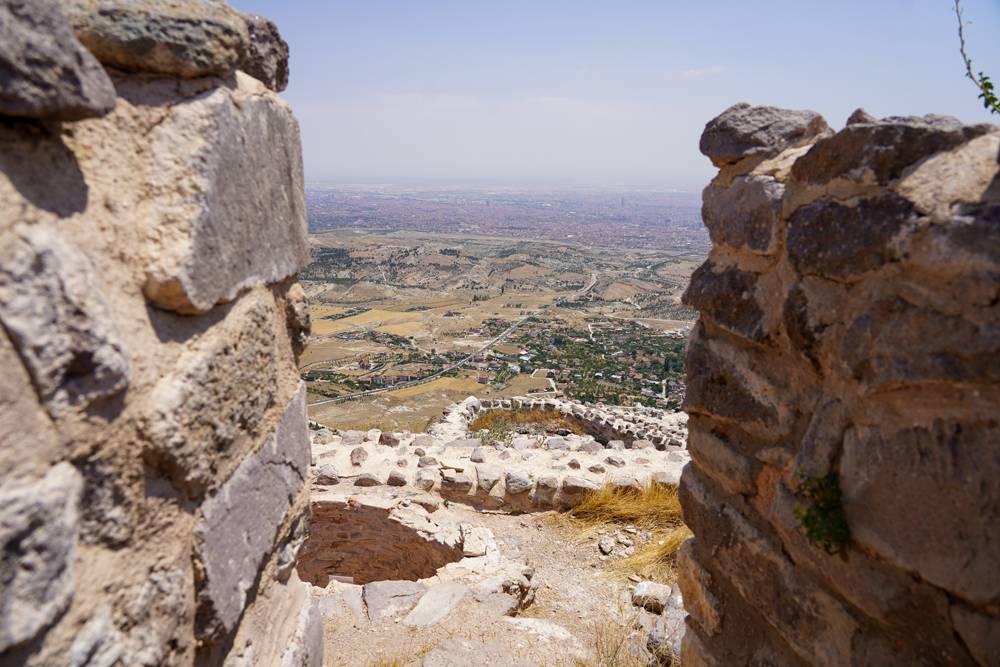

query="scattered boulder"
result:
[314,465,338,486]
[440,471,473,494]
[504,470,532,495]
[580,441,604,454]
[598,536,615,555]
[349,447,368,467]
[470,447,486,463]
[418,456,438,468]
[365,429,381,443]
[239,12,288,91]
[588,464,606,474]
[414,469,436,491]
[568,458,581,470]
[605,456,626,467]
[354,473,380,487]
[386,470,407,487]
[378,432,400,448]
[0,0,116,121]
[632,581,672,614]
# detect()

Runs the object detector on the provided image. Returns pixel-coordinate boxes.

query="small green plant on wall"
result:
[954,0,1000,115]
[793,471,851,556]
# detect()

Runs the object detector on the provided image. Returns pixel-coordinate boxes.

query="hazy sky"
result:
[231,1,1000,189]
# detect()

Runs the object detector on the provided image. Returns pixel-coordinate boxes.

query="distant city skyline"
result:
[232,1,1000,189]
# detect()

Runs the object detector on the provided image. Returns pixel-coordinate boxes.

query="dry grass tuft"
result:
[566,483,690,584]
[469,408,585,437]
[573,609,658,667]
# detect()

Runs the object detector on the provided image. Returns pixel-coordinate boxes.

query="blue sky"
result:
[231,1,1000,189]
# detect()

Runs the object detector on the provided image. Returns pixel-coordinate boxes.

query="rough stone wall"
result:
[679,103,1000,666]
[1,2,318,666]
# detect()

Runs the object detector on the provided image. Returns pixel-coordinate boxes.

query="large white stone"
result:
[194,384,310,639]
[142,73,307,314]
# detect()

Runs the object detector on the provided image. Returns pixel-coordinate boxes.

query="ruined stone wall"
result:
[678,103,999,666]
[1,2,319,665]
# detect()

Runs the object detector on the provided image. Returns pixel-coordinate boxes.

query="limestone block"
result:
[0,329,59,480]
[840,421,1000,607]
[195,385,309,639]
[386,470,407,487]
[681,467,861,666]
[440,470,473,494]
[686,428,755,496]
[676,539,721,636]
[0,226,129,417]
[790,114,994,187]
[682,329,783,439]
[0,463,83,652]
[279,597,322,667]
[786,193,916,282]
[363,580,424,622]
[142,73,307,314]
[632,581,672,613]
[403,583,469,627]
[144,293,276,497]
[64,0,248,78]
[504,470,532,494]
[0,0,115,120]
[354,473,380,487]
[700,103,830,168]
[285,282,311,350]
[684,260,769,343]
[241,13,289,92]
[702,174,784,254]
[842,297,1000,392]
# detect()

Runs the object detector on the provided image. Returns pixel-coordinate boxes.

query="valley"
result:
[299,188,708,432]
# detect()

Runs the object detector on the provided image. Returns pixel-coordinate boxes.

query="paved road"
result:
[306,271,598,406]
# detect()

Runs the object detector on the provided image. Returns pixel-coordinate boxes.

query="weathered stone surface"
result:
[846,108,876,125]
[951,603,1000,667]
[683,261,767,342]
[142,73,307,314]
[0,330,59,481]
[403,583,469,627]
[683,331,779,433]
[842,298,1000,391]
[0,226,129,417]
[700,103,830,167]
[378,432,400,447]
[0,463,82,653]
[460,524,490,557]
[681,469,860,665]
[386,470,407,487]
[363,580,424,622]
[686,428,754,496]
[67,603,123,667]
[64,0,248,78]
[632,581,672,613]
[561,476,598,495]
[440,471,473,494]
[470,447,486,463]
[240,13,289,92]
[475,466,500,493]
[144,293,276,497]
[676,539,721,636]
[702,174,784,254]
[504,470,532,494]
[604,455,626,467]
[786,193,916,281]
[354,473,380,487]
[285,282,311,350]
[279,597,322,667]
[350,447,368,467]
[314,464,338,486]
[791,114,993,186]
[841,421,1000,606]
[195,385,309,639]
[0,0,115,120]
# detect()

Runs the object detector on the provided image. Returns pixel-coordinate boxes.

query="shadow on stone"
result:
[0,119,87,217]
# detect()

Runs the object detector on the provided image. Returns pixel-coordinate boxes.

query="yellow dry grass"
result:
[376,321,425,337]
[387,375,482,398]
[468,408,584,436]
[566,483,691,584]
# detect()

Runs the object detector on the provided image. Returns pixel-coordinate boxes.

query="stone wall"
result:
[678,103,1000,666]
[0,2,320,666]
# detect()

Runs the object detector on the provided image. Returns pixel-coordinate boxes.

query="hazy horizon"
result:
[233,1,1000,189]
